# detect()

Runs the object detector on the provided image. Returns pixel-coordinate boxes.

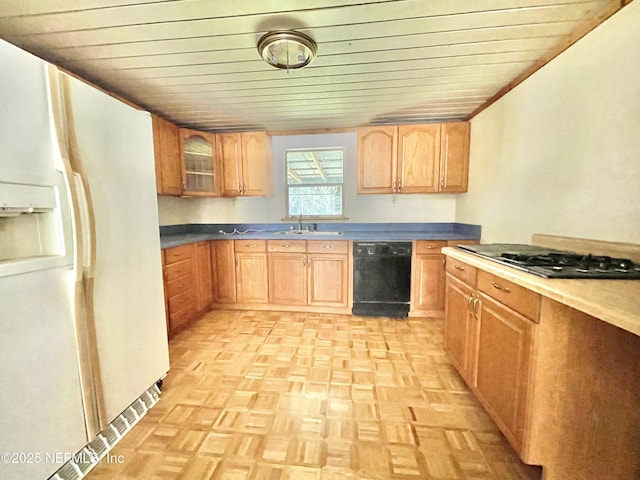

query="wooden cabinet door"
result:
[412,253,446,311]
[444,274,475,384]
[181,128,220,196]
[357,125,397,193]
[475,293,535,452]
[439,122,470,193]
[236,252,268,303]
[268,253,307,305]
[211,240,236,303]
[195,241,212,313]
[152,115,182,196]
[397,123,440,193]
[241,131,271,196]
[308,253,349,307]
[219,132,243,196]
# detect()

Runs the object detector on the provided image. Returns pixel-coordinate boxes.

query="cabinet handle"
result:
[473,297,479,316]
[392,179,397,193]
[440,178,445,189]
[467,295,473,313]
[454,265,465,271]
[321,244,335,249]
[282,244,291,248]
[491,281,511,293]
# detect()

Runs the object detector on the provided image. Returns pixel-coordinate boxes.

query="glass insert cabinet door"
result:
[181,128,219,195]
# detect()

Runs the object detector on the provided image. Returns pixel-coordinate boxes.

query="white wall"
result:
[456,2,640,244]
[158,132,457,225]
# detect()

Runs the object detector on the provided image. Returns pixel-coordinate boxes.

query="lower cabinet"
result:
[411,239,478,317]
[195,241,213,313]
[444,273,478,385]
[445,259,540,458]
[411,240,447,315]
[308,251,349,307]
[162,243,197,337]
[234,240,269,303]
[211,239,237,303]
[266,240,350,309]
[268,240,307,305]
[475,292,535,452]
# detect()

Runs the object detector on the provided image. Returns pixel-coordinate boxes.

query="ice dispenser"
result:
[0,181,68,270]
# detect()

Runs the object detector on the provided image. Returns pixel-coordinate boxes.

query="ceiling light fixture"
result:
[257,30,317,71]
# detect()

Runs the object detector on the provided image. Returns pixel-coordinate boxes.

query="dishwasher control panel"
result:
[353,242,412,257]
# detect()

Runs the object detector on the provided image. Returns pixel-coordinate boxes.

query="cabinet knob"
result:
[440,178,445,189]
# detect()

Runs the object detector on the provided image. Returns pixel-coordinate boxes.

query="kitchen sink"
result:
[273,230,343,236]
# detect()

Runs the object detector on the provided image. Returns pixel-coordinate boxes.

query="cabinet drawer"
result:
[164,243,194,265]
[446,258,477,286]
[165,259,192,282]
[166,272,193,297]
[235,239,266,252]
[478,271,540,320]
[415,240,447,254]
[168,287,196,314]
[307,240,349,254]
[267,240,306,253]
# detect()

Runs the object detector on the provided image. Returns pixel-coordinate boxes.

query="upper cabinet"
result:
[180,128,220,196]
[398,123,441,193]
[152,115,182,196]
[152,116,272,198]
[219,131,272,197]
[357,121,470,194]
[439,122,470,193]
[357,125,397,193]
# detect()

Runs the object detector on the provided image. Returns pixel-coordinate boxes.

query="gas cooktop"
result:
[456,243,640,279]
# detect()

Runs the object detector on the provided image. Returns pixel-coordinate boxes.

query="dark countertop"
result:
[160,222,481,249]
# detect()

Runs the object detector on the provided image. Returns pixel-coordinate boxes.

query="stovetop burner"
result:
[456,244,640,279]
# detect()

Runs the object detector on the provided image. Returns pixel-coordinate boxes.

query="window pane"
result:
[288,185,342,216]
[287,149,344,185]
[286,148,344,217]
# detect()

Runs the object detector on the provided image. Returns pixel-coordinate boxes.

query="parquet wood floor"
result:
[87,311,542,480]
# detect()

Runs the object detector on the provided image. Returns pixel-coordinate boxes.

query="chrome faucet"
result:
[297,213,303,230]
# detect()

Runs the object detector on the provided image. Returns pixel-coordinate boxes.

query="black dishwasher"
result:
[352,241,412,318]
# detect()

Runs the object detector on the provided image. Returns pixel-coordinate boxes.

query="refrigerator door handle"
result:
[73,172,92,271]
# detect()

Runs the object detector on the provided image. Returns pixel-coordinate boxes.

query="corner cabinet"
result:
[180,128,220,196]
[357,122,470,194]
[219,131,272,197]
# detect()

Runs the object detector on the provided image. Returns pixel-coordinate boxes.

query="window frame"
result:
[284,146,346,220]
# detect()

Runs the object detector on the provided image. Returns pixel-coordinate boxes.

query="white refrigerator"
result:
[0,40,170,479]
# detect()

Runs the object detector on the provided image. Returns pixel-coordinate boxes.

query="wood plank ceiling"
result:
[0,0,626,132]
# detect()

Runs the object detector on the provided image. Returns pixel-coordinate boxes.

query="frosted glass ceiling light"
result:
[257,30,317,71]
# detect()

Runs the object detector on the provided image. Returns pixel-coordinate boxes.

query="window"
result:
[285,148,344,218]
